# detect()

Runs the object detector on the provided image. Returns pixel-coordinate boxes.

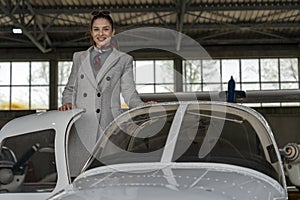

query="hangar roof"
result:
[0,0,299,53]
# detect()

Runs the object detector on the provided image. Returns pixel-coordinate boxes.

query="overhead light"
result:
[12,27,23,34]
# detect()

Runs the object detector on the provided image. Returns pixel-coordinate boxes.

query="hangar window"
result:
[183,58,299,106]
[57,61,73,107]
[57,58,298,107]
[0,62,49,110]
[57,60,174,107]
[134,60,174,93]
[0,129,57,193]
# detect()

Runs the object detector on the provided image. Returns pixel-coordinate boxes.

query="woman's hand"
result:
[58,103,75,111]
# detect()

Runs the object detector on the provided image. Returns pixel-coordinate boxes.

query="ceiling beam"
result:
[188,1,300,11]
[175,0,187,50]
[0,2,52,53]
[2,35,297,51]
[2,37,300,49]
[1,1,299,51]
[24,1,53,48]
[1,44,300,60]
[2,21,298,32]
[3,1,300,15]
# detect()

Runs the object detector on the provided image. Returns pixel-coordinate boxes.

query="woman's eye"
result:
[103,27,110,31]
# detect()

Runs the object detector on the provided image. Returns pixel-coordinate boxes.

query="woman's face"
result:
[91,18,114,47]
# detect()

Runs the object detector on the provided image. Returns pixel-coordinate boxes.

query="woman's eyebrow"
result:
[92,25,110,29]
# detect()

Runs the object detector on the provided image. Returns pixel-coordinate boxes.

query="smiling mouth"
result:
[97,37,106,41]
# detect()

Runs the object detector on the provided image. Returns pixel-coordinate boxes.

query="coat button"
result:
[80,74,84,79]
[106,76,111,81]
[97,92,101,97]
[96,109,100,113]
[83,93,87,97]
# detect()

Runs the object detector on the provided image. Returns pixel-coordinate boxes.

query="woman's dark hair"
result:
[90,10,114,30]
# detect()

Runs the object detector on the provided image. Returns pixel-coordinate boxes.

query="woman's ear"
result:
[112,29,115,36]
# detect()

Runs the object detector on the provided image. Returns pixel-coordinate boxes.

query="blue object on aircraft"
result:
[227,76,235,102]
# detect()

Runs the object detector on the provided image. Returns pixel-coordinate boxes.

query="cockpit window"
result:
[173,105,279,182]
[0,129,56,193]
[86,105,178,170]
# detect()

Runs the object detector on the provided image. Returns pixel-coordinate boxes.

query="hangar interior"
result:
[1,0,300,146]
[0,0,300,198]
[0,0,300,186]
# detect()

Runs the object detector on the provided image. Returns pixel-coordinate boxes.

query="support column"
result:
[49,59,58,110]
[174,59,183,92]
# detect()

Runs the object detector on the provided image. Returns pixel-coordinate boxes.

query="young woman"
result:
[58,10,152,177]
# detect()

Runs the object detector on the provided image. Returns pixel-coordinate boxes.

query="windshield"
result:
[85,105,178,170]
[84,103,282,184]
[173,104,279,182]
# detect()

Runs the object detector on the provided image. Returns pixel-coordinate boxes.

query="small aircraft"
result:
[0,100,299,200]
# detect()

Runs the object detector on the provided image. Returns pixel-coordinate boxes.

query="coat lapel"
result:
[79,47,98,89]
[96,48,122,83]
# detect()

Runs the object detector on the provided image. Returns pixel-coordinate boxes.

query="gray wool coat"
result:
[62,46,144,177]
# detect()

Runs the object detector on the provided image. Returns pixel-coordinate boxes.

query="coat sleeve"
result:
[62,52,79,105]
[120,55,145,108]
